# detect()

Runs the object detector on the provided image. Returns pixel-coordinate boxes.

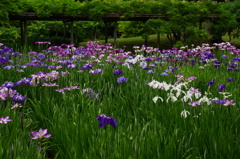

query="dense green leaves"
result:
[0,0,22,20]
[1,0,240,47]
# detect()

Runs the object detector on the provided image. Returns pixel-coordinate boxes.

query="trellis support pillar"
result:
[70,21,74,44]
[20,20,28,46]
[113,21,118,48]
[104,21,108,43]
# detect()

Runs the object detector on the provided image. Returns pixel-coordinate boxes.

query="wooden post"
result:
[20,20,24,46]
[144,36,148,46]
[94,26,97,40]
[113,21,118,48]
[23,20,28,46]
[157,32,160,48]
[205,19,211,34]
[199,20,203,30]
[104,21,108,43]
[63,21,67,38]
[70,21,74,44]
[144,22,148,47]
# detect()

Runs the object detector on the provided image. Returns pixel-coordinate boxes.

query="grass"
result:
[80,34,173,51]
[80,34,240,51]
[0,40,240,158]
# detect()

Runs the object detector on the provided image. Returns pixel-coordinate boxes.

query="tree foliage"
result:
[1,0,240,46]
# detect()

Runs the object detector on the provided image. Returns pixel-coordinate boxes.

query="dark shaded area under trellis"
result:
[9,12,239,47]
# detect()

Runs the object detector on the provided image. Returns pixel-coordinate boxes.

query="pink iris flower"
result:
[30,128,52,140]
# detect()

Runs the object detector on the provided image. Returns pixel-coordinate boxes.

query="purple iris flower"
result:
[214,60,221,67]
[113,70,123,75]
[12,94,26,103]
[201,52,215,59]
[145,58,152,62]
[4,65,15,70]
[227,77,234,82]
[213,99,225,105]
[147,70,154,74]
[91,69,104,74]
[190,59,196,65]
[213,99,236,106]
[12,52,22,56]
[0,56,10,64]
[81,64,93,70]
[117,76,128,83]
[87,91,100,99]
[24,62,39,67]
[160,72,168,76]
[218,84,226,92]
[207,79,216,86]
[2,81,15,89]
[82,88,100,99]
[36,53,45,60]
[67,63,77,69]
[15,80,23,86]
[15,78,32,85]
[232,57,240,62]
[222,55,228,59]
[227,66,233,71]
[96,114,118,128]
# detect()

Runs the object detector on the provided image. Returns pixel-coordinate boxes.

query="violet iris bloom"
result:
[214,60,221,67]
[227,77,234,82]
[190,60,196,65]
[81,64,93,70]
[147,70,154,74]
[213,99,236,106]
[4,65,15,70]
[160,72,168,76]
[222,55,228,59]
[36,53,45,60]
[0,56,10,64]
[67,63,77,69]
[96,114,118,128]
[91,69,104,74]
[15,78,32,85]
[207,79,216,86]
[218,84,226,92]
[117,76,128,83]
[12,94,26,103]
[2,81,15,89]
[113,70,123,75]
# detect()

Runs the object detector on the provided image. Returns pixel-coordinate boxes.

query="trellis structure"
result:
[9,12,221,46]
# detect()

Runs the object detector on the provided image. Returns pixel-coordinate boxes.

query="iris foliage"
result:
[0,41,240,158]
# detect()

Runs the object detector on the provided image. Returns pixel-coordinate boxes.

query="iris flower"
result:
[113,70,123,75]
[12,94,26,103]
[117,76,128,83]
[166,93,177,103]
[181,109,190,118]
[96,114,117,128]
[207,79,216,86]
[1,81,15,89]
[218,84,226,92]
[30,128,52,140]
[153,96,164,103]
[147,70,154,74]
[0,116,12,124]
[160,72,168,76]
